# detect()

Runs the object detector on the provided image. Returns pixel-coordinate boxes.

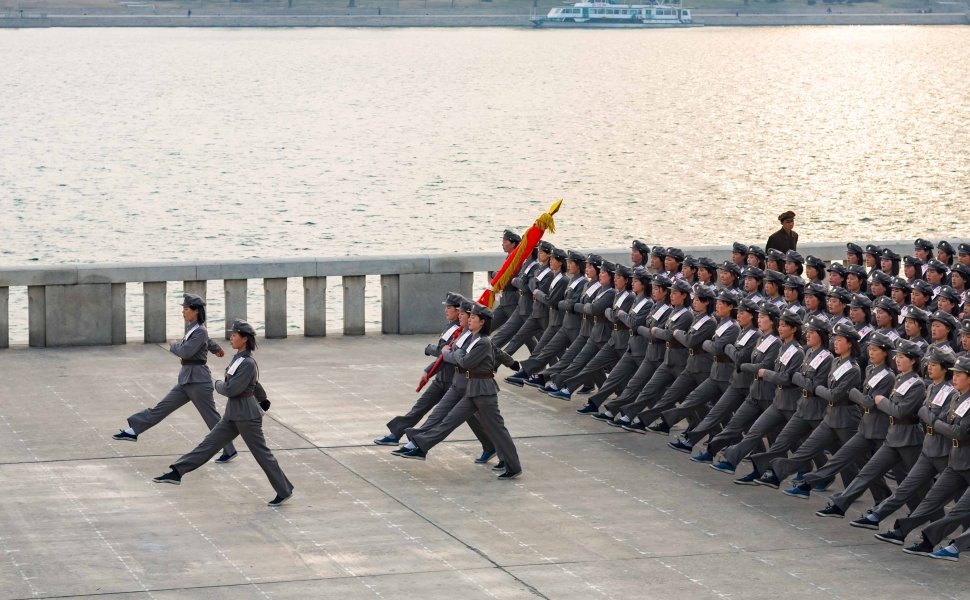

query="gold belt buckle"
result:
[889,416,896,425]
[613,324,619,331]
[926,426,934,436]
[954,439,960,448]
[801,390,809,398]
[465,370,472,378]
[688,349,695,356]
[777,385,783,390]
[828,400,835,407]
[665,341,671,348]
[863,407,870,414]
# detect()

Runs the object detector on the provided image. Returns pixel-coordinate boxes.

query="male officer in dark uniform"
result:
[766,211,798,253]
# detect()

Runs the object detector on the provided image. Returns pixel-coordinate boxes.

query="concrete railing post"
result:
[27,285,46,347]
[303,276,327,337]
[0,286,7,348]
[143,282,167,343]
[224,279,248,339]
[183,280,207,301]
[460,271,475,299]
[380,274,400,334]
[343,275,366,336]
[111,283,126,344]
[264,277,287,339]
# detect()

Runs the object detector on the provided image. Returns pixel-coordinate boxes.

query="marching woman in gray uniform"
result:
[112,294,237,464]
[491,230,522,331]
[815,339,926,518]
[793,332,897,501]
[153,320,294,507]
[849,347,957,530]
[402,304,522,480]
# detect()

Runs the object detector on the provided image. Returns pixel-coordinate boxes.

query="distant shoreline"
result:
[1,10,966,27]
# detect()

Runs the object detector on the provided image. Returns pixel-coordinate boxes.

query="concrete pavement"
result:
[0,335,964,599]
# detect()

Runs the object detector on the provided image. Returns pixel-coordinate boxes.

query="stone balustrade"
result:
[0,240,957,348]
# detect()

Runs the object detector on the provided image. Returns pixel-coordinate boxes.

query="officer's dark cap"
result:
[719,261,741,276]
[805,255,825,270]
[739,298,760,314]
[936,285,960,303]
[778,211,796,222]
[926,346,957,368]
[230,319,256,338]
[926,259,948,273]
[894,338,924,360]
[951,264,970,283]
[904,307,929,323]
[865,244,883,256]
[938,240,955,255]
[586,253,604,268]
[747,245,766,259]
[849,293,872,309]
[805,283,828,299]
[651,245,668,258]
[742,266,765,280]
[666,247,686,261]
[502,229,521,244]
[716,289,740,305]
[869,270,890,285]
[459,299,475,313]
[889,276,911,291]
[614,263,633,279]
[881,248,901,261]
[806,314,830,334]
[868,331,895,351]
[182,293,205,309]
[699,257,719,272]
[633,265,651,282]
[601,260,617,275]
[670,279,692,294]
[780,306,804,326]
[692,284,716,301]
[827,263,848,276]
[846,264,868,279]
[903,255,922,268]
[930,310,960,331]
[783,275,806,290]
[567,250,586,264]
[682,256,699,269]
[763,269,785,284]
[873,296,900,315]
[470,303,493,320]
[950,355,970,375]
[632,239,650,255]
[846,242,864,255]
[827,286,852,304]
[785,251,804,265]
[537,240,554,254]
[732,242,748,254]
[652,273,673,288]
[959,243,970,255]
[832,322,860,341]
[911,280,934,296]
[757,301,782,318]
[551,247,567,262]
[960,319,970,336]
[442,292,464,307]
[915,238,935,251]
[766,249,786,262]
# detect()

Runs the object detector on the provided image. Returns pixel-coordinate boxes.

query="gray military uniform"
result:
[127,321,235,456]
[588,293,655,408]
[519,274,588,375]
[171,351,293,498]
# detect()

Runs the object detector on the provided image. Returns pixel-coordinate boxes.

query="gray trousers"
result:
[172,416,293,498]
[602,356,662,415]
[705,396,766,456]
[403,384,495,454]
[802,433,897,505]
[872,453,947,520]
[896,467,970,537]
[684,387,747,446]
[620,362,683,420]
[722,405,792,468]
[929,500,970,549]
[491,303,515,332]
[504,316,545,355]
[661,377,729,429]
[749,415,819,476]
[830,443,922,512]
[767,421,858,483]
[386,377,449,439]
[128,382,235,456]
[491,311,526,348]
[409,393,521,473]
[563,343,621,392]
[636,369,707,427]
[541,333,589,379]
[521,326,577,374]
[589,352,641,408]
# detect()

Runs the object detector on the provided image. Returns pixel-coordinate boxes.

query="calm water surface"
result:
[1,27,968,339]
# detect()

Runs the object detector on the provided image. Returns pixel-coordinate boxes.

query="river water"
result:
[1,26,968,341]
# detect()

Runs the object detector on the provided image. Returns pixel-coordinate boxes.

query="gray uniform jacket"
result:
[574,281,603,337]
[702,317,741,382]
[424,319,461,383]
[848,363,895,439]
[170,322,221,385]
[603,290,637,350]
[724,326,759,390]
[878,371,927,448]
[452,334,517,398]
[637,302,673,363]
[918,381,957,459]
[740,333,782,402]
[585,286,617,345]
[762,340,805,412]
[510,260,539,317]
[618,294,655,359]
[791,347,833,422]
[527,264,556,320]
[933,390,970,470]
[557,275,588,331]
[440,329,476,394]
[534,270,569,325]
[816,356,862,428]
[674,312,718,376]
[652,305,694,368]
[215,351,261,420]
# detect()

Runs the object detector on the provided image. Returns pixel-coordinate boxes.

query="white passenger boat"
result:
[531,0,700,28]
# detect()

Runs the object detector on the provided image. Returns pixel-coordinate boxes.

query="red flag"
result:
[416,199,563,391]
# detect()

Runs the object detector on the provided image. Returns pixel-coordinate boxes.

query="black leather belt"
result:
[181,359,206,366]
[688,349,707,356]
[466,371,494,379]
[889,415,920,426]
